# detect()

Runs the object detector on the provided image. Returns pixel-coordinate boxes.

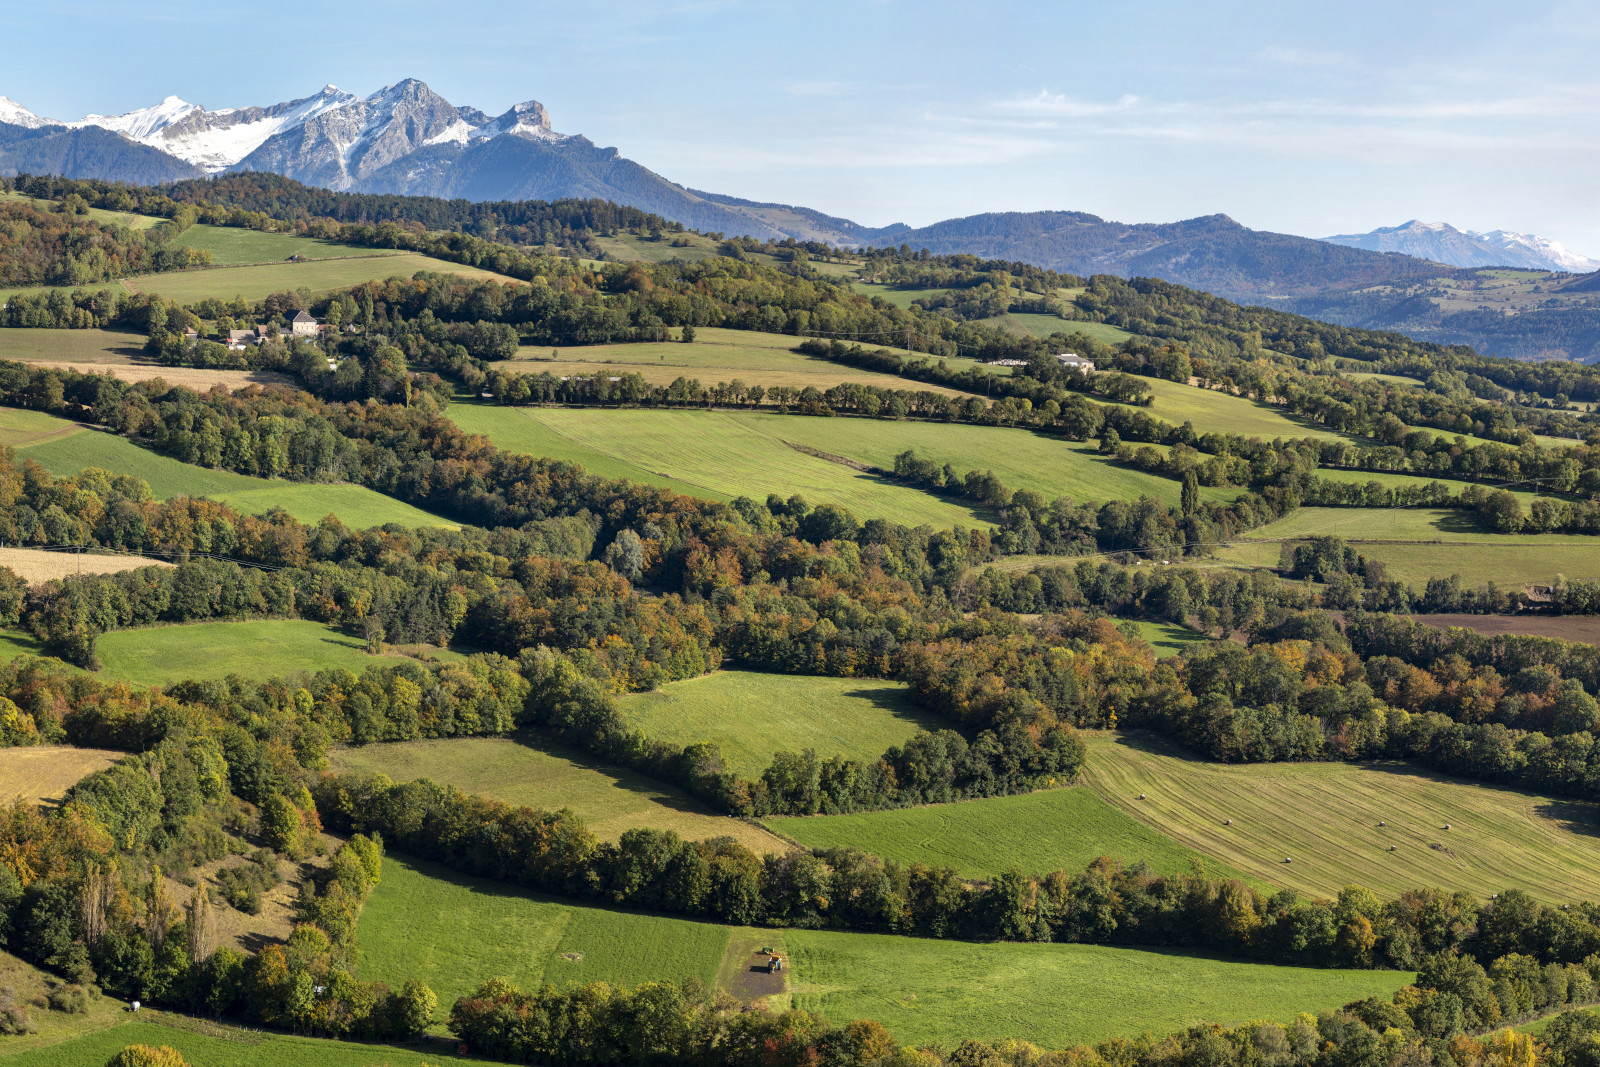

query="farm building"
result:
[1055,352,1095,372]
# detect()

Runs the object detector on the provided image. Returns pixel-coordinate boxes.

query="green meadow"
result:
[1084,733,1600,901]
[123,252,513,304]
[452,404,1237,527]
[355,853,732,1015]
[327,737,788,854]
[448,404,988,527]
[495,326,975,395]
[619,671,943,778]
[1,406,455,529]
[91,619,465,688]
[784,930,1410,1048]
[1212,506,1600,586]
[354,856,1406,1049]
[766,786,1241,882]
[173,224,396,266]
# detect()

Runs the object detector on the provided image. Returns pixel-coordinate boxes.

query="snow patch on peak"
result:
[0,96,51,128]
[424,118,475,147]
[1469,229,1600,273]
[73,95,199,140]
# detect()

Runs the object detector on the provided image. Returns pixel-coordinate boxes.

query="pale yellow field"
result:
[0,745,122,804]
[0,547,173,584]
[20,361,290,391]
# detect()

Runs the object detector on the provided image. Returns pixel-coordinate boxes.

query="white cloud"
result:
[999,91,1145,117]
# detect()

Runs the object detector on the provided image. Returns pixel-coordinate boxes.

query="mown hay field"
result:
[1211,506,1600,586]
[619,671,943,778]
[3,407,456,530]
[451,404,1235,526]
[356,854,732,1016]
[123,252,514,304]
[1083,733,1600,901]
[173,224,395,266]
[494,327,975,396]
[93,619,465,689]
[327,737,787,855]
[0,745,121,804]
[0,327,149,364]
[765,786,1247,882]
[783,930,1409,1049]
[447,404,987,528]
[0,546,171,584]
[1403,614,1600,644]
[20,360,290,392]
[1108,378,1351,442]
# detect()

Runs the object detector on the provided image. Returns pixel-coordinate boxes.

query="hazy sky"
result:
[8,0,1598,251]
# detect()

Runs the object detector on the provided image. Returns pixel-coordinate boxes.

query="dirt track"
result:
[23,360,290,391]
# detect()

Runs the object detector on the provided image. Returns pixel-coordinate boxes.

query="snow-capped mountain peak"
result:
[1321,220,1600,273]
[0,96,52,129]
[1468,229,1600,273]
[72,95,199,141]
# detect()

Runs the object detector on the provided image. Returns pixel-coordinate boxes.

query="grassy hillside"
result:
[356,853,731,1015]
[0,1017,491,1067]
[1212,506,1600,586]
[765,412,1239,506]
[452,404,1237,526]
[0,189,163,231]
[765,786,1247,882]
[92,619,463,688]
[619,671,943,778]
[173,224,395,266]
[448,404,988,528]
[1113,378,1351,442]
[785,930,1409,1048]
[1083,733,1600,900]
[355,857,1405,1050]
[493,326,976,395]
[0,746,120,805]
[0,327,149,364]
[993,312,1133,345]
[326,737,787,854]
[2,407,456,529]
[123,251,514,303]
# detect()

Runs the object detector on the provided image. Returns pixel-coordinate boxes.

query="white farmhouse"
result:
[1055,352,1096,373]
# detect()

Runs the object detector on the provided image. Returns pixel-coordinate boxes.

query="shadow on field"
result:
[841,686,946,733]
[510,732,724,817]
[1431,509,1486,536]
[1104,729,1214,764]
[1531,800,1600,838]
